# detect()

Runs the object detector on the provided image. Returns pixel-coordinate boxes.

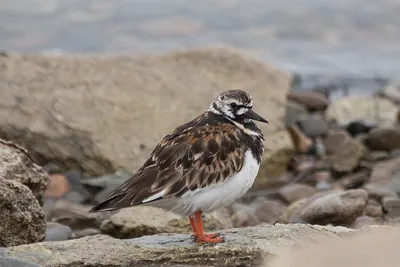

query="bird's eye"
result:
[230,103,237,108]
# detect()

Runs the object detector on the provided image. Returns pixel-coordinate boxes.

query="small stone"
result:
[285,100,309,127]
[339,171,370,190]
[230,202,259,227]
[363,151,390,162]
[287,91,329,112]
[367,186,397,201]
[324,130,352,155]
[44,174,70,198]
[287,124,313,154]
[382,197,400,218]
[45,223,73,241]
[331,138,366,172]
[364,199,383,217]
[365,128,400,151]
[297,189,368,226]
[295,114,329,138]
[346,120,377,137]
[279,198,309,224]
[73,228,100,239]
[279,183,317,204]
[252,199,287,224]
[370,157,400,186]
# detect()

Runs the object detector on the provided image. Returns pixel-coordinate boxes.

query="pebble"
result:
[279,183,317,204]
[73,228,100,239]
[45,222,73,241]
[323,130,351,155]
[377,83,400,105]
[363,199,383,217]
[251,199,287,224]
[331,138,366,172]
[339,171,370,190]
[346,120,376,137]
[287,124,313,154]
[296,189,368,225]
[287,91,329,112]
[365,128,400,151]
[285,100,309,127]
[382,197,400,218]
[351,216,382,229]
[295,114,329,138]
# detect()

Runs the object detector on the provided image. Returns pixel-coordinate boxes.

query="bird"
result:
[90,89,268,243]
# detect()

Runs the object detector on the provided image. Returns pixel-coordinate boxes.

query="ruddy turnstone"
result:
[90,89,268,243]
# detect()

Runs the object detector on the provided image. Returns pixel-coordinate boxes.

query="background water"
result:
[1,0,399,92]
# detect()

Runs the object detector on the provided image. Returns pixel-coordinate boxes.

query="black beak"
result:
[244,109,269,123]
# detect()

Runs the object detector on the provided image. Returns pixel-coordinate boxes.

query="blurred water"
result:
[1,0,399,82]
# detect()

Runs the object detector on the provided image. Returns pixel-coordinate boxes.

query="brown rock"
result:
[286,91,329,112]
[363,184,397,201]
[331,138,366,172]
[0,47,291,175]
[377,83,400,105]
[279,183,317,204]
[0,178,46,247]
[339,170,370,190]
[252,199,287,224]
[44,174,70,198]
[230,202,260,227]
[279,198,308,224]
[365,128,400,151]
[287,124,313,153]
[324,130,352,155]
[363,199,383,217]
[0,139,49,202]
[45,200,106,230]
[293,189,368,226]
[370,157,400,186]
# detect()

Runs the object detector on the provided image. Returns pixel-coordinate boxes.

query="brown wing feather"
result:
[90,123,245,212]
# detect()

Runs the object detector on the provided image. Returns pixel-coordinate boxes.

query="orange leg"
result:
[194,211,224,243]
[189,216,198,236]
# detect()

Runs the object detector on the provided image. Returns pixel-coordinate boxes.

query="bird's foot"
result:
[195,233,224,243]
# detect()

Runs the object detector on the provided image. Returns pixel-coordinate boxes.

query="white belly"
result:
[170,150,260,216]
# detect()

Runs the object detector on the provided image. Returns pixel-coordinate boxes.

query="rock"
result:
[339,170,370,190]
[326,95,398,127]
[363,150,390,162]
[44,174,70,198]
[0,47,291,175]
[254,131,294,189]
[284,100,309,127]
[369,157,400,186]
[382,197,400,218]
[230,202,260,227]
[0,178,46,247]
[377,83,400,105]
[351,216,382,229]
[363,199,383,217]
[0,257,41,267]
[279,183,317,204]
[345,120,377,137]
[365,128,400,151]
[324,130,352,155]
[287,124,313,154]
[99,206,231,239]
[44,223,73,242]
[81,168,133,203]
[45,200,106,230]
[0,224,354,267]
[268,225,400,267]
[363,184,398,201]
[286,91,329,112]
[0,139,49,203]
[292,189,369,226]
[251,199,287,224]
[331,138,366,172]
[73,228,100,239]
[279,198,308,224]
[295,114,329,138]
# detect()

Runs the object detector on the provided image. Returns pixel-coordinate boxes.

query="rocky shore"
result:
[0,47,399,266]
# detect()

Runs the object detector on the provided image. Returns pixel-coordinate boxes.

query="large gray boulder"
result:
[0,47,292,175]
